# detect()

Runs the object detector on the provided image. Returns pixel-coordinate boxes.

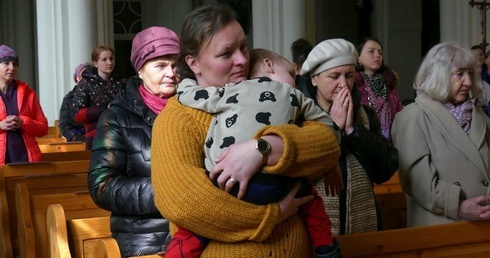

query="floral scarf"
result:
[361,72,387,98]
[442,99,473,134]
[362,72,391,139]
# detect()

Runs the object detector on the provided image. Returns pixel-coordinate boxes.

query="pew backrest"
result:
[39,142,86,153]
[373,172,407,230]
[336,219,490,257]
[95,238,121,258]
[374,172,401,195]
[16,184,109,258]
[42,150,91,162]
[37,122,61,140]
[47,204,70,258]
[68,216,112,258]
[48,204,164,258]
[37,138,67,145]
[0,160,90,258]
[47,203,112,258]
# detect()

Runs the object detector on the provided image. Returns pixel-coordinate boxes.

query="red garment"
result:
[166,186,333,258]
[138,84,168,115]
[0,81,48,165]
[165,228,206,258]
[300,187,334,248]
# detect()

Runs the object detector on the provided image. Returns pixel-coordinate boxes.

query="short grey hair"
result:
[414,42,481,101]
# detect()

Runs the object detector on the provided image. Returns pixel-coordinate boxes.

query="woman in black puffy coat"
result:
[88,26,180,257]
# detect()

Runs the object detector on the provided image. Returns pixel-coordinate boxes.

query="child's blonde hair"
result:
[248,48,289,78]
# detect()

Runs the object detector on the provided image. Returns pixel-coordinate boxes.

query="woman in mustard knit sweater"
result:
[151,3,340,257]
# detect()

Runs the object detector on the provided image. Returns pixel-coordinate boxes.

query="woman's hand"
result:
[324,164,343,196]
[209,139,263,199]
[458,196,490,220]
[12,115,22,129]
[330,87,354,135]
[0,115,20,131]
[276,182,314,225]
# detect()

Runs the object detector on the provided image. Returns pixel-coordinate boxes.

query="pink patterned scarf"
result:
[138,84,169,114]
[443,99,473,134]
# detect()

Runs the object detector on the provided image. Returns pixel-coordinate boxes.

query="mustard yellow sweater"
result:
[151,97,340,257]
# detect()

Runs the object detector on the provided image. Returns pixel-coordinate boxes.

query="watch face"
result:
[257,139,270,153]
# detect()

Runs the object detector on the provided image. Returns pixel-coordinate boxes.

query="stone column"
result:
[440,0,471,46]
[372,0,422,103]
[252,0,305,61]
[36,0,99,125]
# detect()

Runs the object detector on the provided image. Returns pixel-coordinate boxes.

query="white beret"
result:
[300,38,358,76]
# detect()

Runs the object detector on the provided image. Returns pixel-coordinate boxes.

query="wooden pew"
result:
[37,138,67,145]
[39,142,86,153]
[374,172,401,195]
[36,120,61,140]
[47,204,70,258]
[47,205,163,258]
[95,238,121,258]
[373,172,407,230]
[336,219,490,257]
[16,185,109,258]
[47,204,111,258]
[0,160,90,258]
[68,216,112,258]
[42,150,91,162]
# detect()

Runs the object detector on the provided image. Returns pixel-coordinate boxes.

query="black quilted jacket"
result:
[88,76,170,257]
[301,83,399,235]
[58,85,85,141]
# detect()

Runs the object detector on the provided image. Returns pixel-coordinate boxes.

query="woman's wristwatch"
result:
[256,138,271,164]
